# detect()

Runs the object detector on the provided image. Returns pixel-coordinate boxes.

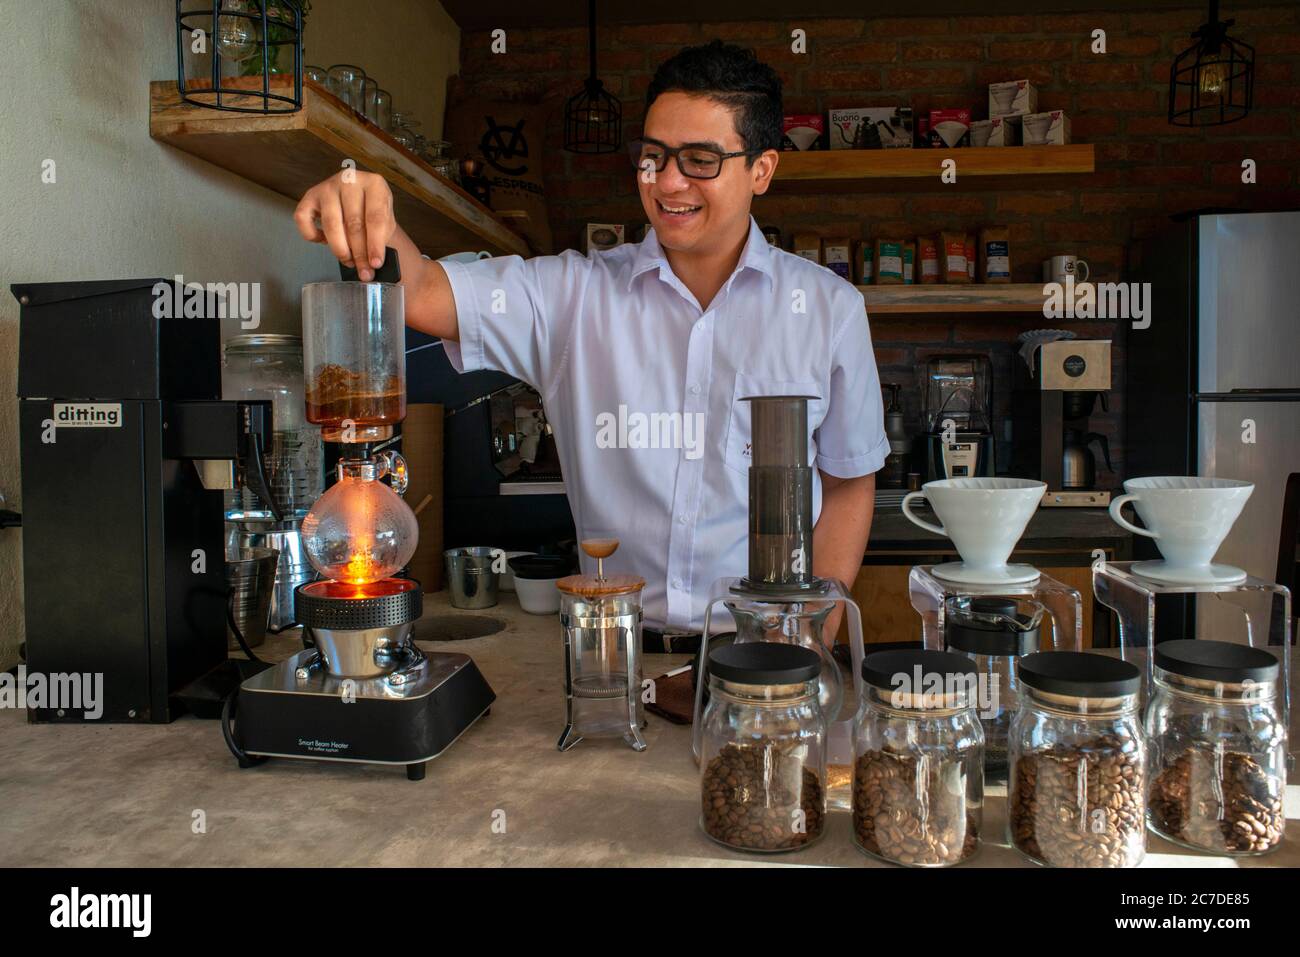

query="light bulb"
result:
[1198,59,1227,96]
[215,0,259,63]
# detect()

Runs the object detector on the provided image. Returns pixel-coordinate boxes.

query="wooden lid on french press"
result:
[557,539,645,598]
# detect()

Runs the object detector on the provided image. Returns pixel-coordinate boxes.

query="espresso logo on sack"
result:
[479,115,530,176]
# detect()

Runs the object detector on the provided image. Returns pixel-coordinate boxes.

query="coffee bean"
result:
[1150,748,1285,854]
[701,743,824,852]
[852,749,979,866]
[1010,735,1145,868]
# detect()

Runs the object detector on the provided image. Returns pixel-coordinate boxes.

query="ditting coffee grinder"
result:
[691,396,866,809]
[1012,337,1114,506]
[920,356,995,481]
[226,252,495,779]
[13,279,281,722]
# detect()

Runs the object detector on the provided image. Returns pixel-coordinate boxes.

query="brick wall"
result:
[452,6,1300,479]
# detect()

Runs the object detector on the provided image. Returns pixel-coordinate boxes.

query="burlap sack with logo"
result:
[445,99,554,254]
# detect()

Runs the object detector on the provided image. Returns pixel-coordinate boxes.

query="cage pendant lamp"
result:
[1168,0,1254,127]
[563,0,622,154]
[175,0,304,114]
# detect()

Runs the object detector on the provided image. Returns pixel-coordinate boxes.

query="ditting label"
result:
[53,403,122,427]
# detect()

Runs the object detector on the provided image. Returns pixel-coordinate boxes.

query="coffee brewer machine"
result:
[691,396,866,809]
[225,251,494,779]
[13,279,280,722]
[920,355,996,480]
[1012,338,1114,506]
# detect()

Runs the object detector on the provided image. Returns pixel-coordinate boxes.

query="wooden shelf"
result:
[859,283,1077,316]
[149,78,529,259]
[771,144,1095,191]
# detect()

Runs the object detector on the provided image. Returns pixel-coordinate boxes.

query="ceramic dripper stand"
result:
[692,396,866,809]
[1093,569,1293,759]
[225,250,495,779]
[901,478,1083,776]
[556,539,647,751]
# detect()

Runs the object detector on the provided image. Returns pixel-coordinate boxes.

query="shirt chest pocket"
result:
[724,372,825,474]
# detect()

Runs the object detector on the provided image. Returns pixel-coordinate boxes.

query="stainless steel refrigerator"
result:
[1129,210,1300,640]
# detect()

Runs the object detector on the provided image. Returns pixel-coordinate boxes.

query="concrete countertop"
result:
[1,591,1294,868]
[870,506,1131,550]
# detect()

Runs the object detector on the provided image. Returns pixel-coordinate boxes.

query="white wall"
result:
[0,0,460,670]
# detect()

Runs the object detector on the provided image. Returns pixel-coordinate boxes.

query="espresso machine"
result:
[920,355,996,481]
[225,252,495,779]
[1012,338,1114,506]
[691,396,866,809]
[13,279,280,722]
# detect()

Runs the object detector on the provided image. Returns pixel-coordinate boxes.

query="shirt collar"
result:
[626,217,776,293]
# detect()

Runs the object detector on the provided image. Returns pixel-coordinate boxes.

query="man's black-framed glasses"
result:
[628,138,762,180]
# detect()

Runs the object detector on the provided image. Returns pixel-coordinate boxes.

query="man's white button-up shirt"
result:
[441,217,888,630]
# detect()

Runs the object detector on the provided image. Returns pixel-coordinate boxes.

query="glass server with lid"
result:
[1146,640,1286,855]
[556,540,646,752]
[852,649,985,866]
[1009,652,1147,867]
[699,642,826,852]
[943,596,1042,778]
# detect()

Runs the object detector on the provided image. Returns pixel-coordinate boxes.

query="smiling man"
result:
[294,40,887,643]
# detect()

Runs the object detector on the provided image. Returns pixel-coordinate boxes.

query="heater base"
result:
[229,649,495,778]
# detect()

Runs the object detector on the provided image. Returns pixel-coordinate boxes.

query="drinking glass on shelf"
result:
[326,64,366,112]
[359,76,379,124]
[390,111,420,150]
[427,140,460,183]
[304,64,328,86]
[369,88,393,132]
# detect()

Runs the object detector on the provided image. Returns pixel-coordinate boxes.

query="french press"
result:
[556,540,647,752]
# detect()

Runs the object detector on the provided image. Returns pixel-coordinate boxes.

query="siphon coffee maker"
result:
[692,396,866,810]
[225,250,495,779]
[556,539,647,752]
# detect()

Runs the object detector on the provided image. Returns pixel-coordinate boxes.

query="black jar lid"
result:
[1154,639,1278,684]
[861,649,977,691]
[1018,652,1140,697]
[945,597,1040,657]
[708,642,821,685]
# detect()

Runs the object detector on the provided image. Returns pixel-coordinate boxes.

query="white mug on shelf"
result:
[900,477,1046,585]
[1108,476,1253,584]
[1042,255,1089,284]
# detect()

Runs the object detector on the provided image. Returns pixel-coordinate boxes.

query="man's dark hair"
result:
[645,40,783,161]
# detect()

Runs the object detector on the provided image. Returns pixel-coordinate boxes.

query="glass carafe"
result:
[727,599,841,721]
[301,453,417,584]
[222,333,322,519]
[302,256,406,443]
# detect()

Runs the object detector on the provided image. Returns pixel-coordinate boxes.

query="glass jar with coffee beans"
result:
[943,596,1043,779]
[852,649,984,867]
[1145,640,1286,855]
[699,642,826,853]
[1009,652,1146,868]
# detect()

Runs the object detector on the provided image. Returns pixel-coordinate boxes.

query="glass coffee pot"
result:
[556,540,647,752]
[301,451,416,585]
